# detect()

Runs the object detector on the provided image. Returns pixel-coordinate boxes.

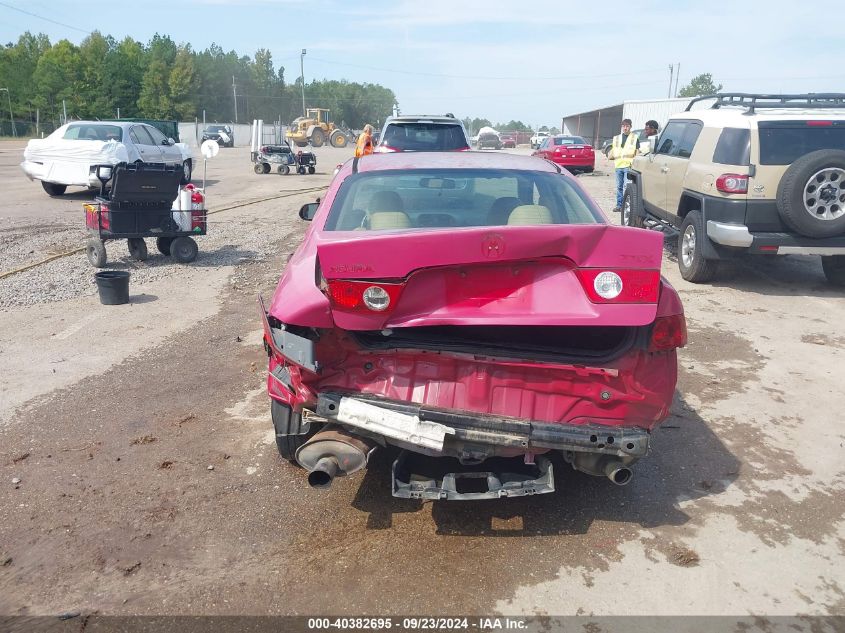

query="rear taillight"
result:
[716,174,748,194]
[326,280,404,313]
[574,269,660,303]
[649,314,687,351]
[807,120,833,126]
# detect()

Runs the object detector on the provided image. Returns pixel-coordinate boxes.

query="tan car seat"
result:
[507,204,554,225]
[366,191,411,230]
[487,196,521,226]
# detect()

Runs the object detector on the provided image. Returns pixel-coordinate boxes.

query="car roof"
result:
[671,107,845,128]
[65,120,137,130]
[384,115,462,125]
[341,151,560,176]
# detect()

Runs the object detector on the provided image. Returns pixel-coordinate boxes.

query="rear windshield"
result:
[379,123,468,151]
[553,137,586,145]
[206,125,228,132]
[758,121,845,165]
[63,124,123,142]
[324,169,602,231]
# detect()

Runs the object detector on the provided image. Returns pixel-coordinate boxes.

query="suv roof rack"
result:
[685,93,845,114]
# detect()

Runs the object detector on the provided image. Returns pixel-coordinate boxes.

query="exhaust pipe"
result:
[307,456,339,489]
[296,427,376,489]
[568,452,635,486]
[604,461,633,486]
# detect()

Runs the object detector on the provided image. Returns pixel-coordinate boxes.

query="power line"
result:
[0,1,91,35]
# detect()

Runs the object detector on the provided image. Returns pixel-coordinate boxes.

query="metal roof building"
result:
[561,97,693,146]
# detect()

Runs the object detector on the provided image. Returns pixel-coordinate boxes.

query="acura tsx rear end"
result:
[260,152,686,500]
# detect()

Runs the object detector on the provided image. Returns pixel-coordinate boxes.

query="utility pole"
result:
[674,63,681,97]
[0,88,16,137]
[300,49,307,117]
[668,65,674,98]
[232,75,238,124]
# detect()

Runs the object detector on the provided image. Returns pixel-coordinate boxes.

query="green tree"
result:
[76,32,114,118]
[33,39,80,125]
[678,73,723,98]
[107,37,146,118]
[169,46,197,119]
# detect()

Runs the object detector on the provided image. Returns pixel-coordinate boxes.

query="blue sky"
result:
[2,0,843,127]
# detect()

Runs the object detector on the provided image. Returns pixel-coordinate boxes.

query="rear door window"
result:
[713,128,751,165]
[758,121,845,165]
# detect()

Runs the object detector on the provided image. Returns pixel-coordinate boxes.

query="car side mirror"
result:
[299,202,319,221]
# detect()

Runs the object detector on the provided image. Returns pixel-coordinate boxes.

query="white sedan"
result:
[21,121,193,196]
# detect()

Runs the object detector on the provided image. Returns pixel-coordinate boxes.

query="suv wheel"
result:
[822,255,845,286]
[622,183,644,228]
[678,210,719,283]
[777,149,845,238]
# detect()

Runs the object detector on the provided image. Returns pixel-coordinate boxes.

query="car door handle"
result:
[660,166,669,173]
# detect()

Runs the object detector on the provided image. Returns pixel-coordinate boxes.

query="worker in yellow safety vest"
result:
[355,124,375,157]
[607,118,640,212]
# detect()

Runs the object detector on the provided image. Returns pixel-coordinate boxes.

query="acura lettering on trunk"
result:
[260,151,686,500]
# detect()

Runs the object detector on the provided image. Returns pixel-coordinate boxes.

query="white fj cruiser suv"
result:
[624,93,845,284]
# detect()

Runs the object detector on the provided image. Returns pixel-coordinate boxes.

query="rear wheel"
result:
[41,181,67,197]
[127,238,148,261]
[170,236,198,263]
[271,399,314,462]
[262,163,271,174]
[308,166,316,175]
[277,165,290,175]
[678,210,719,283]
[86,239,107,268]
[310,129,325,147]
[253,163,264,174]
[330,130,348,148]
[156,237,173,256]
[822,255,845,286]
[623,183,644,228]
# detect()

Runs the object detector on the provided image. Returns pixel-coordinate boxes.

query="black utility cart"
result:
[84,163,207,268]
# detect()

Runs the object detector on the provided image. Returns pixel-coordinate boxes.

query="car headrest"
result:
[507,205,553,225]
[369,211,412,230]
[487,196,521,226]
[369,190,404,212]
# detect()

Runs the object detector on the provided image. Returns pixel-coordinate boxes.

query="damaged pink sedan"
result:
[260,151,686,500]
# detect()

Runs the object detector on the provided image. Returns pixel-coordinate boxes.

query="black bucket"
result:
[95,270,130,305]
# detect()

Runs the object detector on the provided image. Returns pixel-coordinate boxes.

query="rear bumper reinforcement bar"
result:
[316,392,649,458]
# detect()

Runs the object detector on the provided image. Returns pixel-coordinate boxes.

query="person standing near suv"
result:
[608,118,639,212]
[355,124,375,157]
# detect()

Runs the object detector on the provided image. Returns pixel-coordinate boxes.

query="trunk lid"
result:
[316,224,663,330]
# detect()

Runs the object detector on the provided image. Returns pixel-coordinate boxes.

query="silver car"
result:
[21,121,193,197]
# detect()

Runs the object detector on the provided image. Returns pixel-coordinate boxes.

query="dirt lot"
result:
[0,140,843,621]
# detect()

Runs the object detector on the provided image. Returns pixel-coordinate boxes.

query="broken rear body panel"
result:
[263,153,685,492]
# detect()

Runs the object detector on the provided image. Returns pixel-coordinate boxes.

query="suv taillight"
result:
[716,174,748,194]
[649,314,688,351]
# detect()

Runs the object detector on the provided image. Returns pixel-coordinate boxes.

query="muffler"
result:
[295,427,376,489]
[568,452,635,486]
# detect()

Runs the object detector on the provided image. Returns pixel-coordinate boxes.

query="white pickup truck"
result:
[530,131,549,149]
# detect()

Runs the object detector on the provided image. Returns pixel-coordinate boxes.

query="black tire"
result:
[277,164,290,175]
[678,210,719,283]
[623,183,645,228]
[308,166,316,175]
[253,163,264,174]
[127,238,148,261]
[330,130,348,148]
[262,163,271,174]
[777,149,845,238]
[295,141,307,148]
[822,255,845,286]
[41,181,67,197]
[181,160,192,184]
[86,239,107,268]
[297,166,307,175]
[156,237,173,256]
[271,399,314,462]
[169,236,198,263]
[310,128,325,147]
